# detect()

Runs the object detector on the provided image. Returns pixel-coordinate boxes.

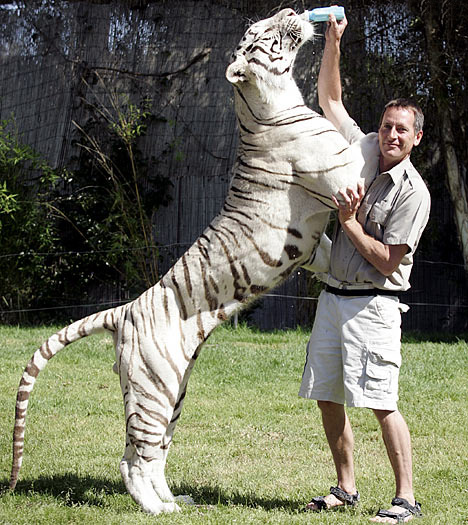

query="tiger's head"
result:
[226,9,313,102]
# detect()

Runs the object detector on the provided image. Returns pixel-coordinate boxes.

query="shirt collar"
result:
[379,156,412,184]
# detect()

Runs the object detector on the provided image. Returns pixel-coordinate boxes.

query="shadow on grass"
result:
[172,481,300,512]
[1,475,302,512]
[1,474,127,507]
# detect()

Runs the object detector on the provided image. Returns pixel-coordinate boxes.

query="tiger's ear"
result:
[226,57,248,84]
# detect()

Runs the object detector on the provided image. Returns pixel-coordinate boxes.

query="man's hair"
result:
[379,98,424,134]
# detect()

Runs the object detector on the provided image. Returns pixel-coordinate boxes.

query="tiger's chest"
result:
[238,115,346,173]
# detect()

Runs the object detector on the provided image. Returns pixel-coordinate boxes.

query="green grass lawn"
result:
[0,324,467,524]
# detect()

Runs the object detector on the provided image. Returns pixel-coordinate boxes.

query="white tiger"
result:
[9,8,379,515]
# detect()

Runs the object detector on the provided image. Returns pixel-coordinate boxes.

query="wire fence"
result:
[1,244,467,333]
[0,2,467,333]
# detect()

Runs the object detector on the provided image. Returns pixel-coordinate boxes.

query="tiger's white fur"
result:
[10,9,379,514]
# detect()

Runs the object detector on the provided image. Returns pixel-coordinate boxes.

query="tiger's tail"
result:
[9,305,124,491]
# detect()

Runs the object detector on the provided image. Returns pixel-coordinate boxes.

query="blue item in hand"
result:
[302,6,345,22]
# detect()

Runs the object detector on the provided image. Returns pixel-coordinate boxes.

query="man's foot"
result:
[370,497,422,523]
[304,486,359,511]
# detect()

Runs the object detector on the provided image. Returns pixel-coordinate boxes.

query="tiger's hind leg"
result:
[117,349,202,513]
[118,357,181,513]
[120,445,180,514]
[154,350,202,505]
[120,379,196,513]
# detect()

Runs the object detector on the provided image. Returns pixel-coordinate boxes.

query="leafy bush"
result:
[0,91,173,323]
[0,118,63,321]
[61,90,173,293]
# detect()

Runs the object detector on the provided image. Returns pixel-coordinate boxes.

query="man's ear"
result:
[226,57,248,84]
[414,129,423,146]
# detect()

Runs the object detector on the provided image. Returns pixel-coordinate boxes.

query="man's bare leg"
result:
[370,409,417,524]
[306,400,358,510]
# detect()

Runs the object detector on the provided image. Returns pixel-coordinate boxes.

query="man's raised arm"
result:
[317,14,350,130]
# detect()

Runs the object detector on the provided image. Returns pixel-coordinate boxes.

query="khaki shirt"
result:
[328,118,431,291]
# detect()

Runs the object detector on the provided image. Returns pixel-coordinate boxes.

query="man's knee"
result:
[372,408,397,424]
[317,400,344,413]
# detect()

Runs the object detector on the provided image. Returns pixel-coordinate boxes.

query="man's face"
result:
[378,106,423,171]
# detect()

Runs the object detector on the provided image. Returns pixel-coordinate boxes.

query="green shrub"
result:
[0,118,63,321]
[0,89,173,323]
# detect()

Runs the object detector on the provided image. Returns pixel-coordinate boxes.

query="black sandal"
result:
[305,485,360,511]
[375,497,422,523]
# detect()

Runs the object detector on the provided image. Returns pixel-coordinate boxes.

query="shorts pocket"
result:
[373,296,402,330]
[364,346,401,396]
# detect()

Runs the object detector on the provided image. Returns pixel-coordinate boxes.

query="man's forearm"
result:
[317,17,349,130]
[341,218,407,277]
[318,39,343,111]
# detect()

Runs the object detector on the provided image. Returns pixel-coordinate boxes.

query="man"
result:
[299,13,430,524]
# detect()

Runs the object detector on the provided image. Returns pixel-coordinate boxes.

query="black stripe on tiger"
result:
[216,223,242,248]
[197,311,205,341]
[284,244,303,260]
[235,165,335,208]
[135,356,176,409]
[222,203,255,227]
[182,254,193,298]
[248,56,290,76]
[240,227,283,268]
[199,258,219,312]
[240,262,251,286]
[234,172,285,192]
[208,226,241,280]
[170,269,188,321]
[224,200,303,238]
[229,185,267,205]
[197,236,211,263]
[236,88,322,128]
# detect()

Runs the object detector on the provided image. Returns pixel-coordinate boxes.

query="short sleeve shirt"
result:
[329,117,431,291]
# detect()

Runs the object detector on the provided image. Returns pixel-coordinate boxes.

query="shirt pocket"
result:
[369,201,392,226]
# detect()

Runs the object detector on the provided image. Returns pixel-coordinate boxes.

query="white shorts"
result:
[299,290,406,410]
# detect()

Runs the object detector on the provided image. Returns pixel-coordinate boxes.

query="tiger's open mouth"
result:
[281,9,314,49]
